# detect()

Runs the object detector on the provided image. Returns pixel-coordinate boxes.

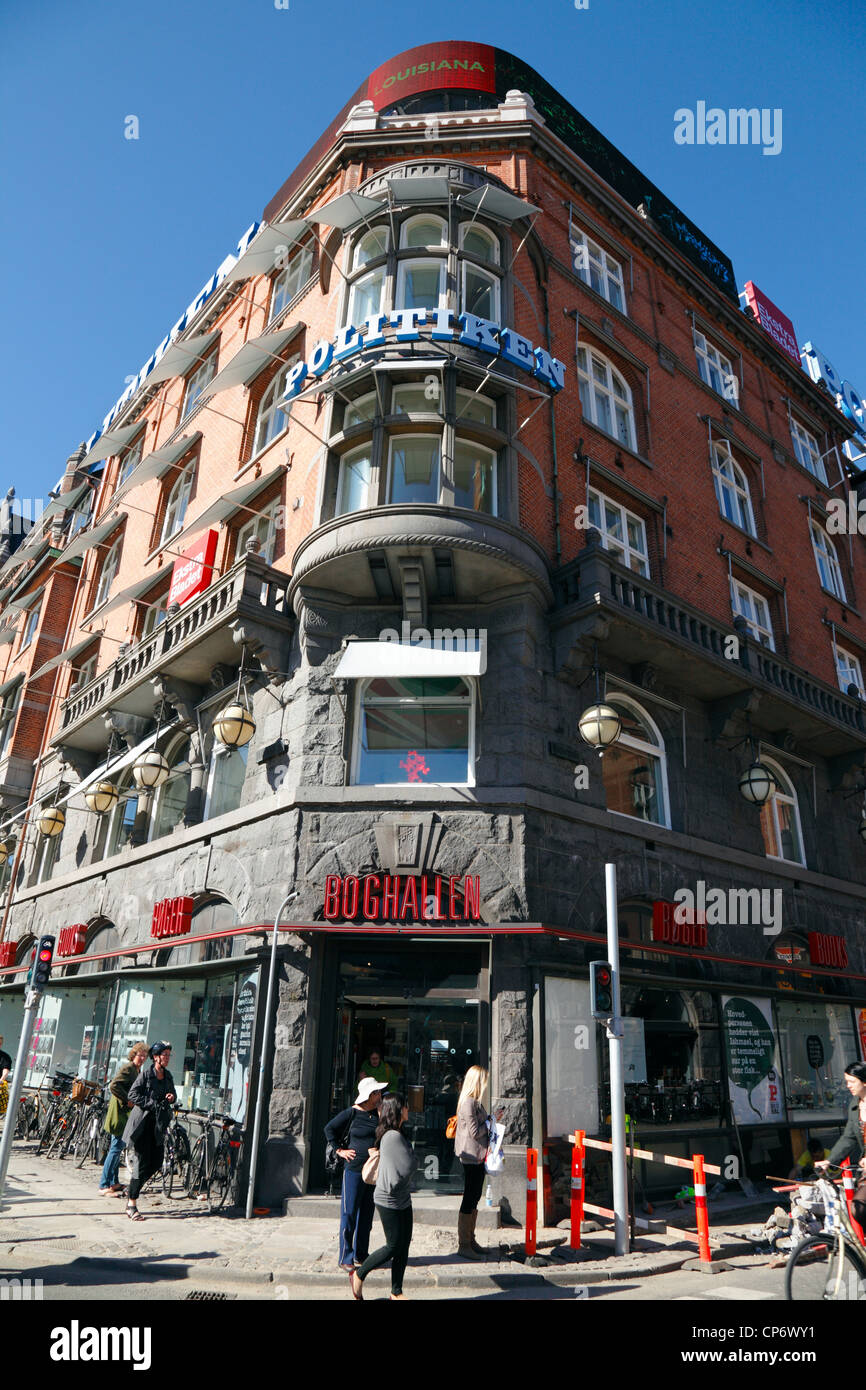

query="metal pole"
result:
[0,989,40,1212]
[245,889,297,1220]
[605,862,628,1256]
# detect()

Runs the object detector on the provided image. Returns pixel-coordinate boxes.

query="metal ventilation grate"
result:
[184,1290,237,1300]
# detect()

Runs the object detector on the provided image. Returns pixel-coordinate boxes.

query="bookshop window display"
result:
[776,999,860,1122]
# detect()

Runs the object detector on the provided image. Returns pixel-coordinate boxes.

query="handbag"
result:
[362,1147,380,1185]
[445,1115,457,1139]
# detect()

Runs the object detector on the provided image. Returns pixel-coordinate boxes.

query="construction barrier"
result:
[571,1130,585,1250]
[841,1158,866,1245]
[571,1133,722,1262]
[526,1148,538,1256]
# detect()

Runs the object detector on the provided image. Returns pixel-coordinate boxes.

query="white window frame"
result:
[17,598,42,652]
[181,352,217,421]
[458,222,499,265]
[116,433,144,493]
[453,439,498,516]
[810,520,846,601]
[0,682,21,760]
[712,442,756,536]
[353,226,390,270]
[236,499,278,565]
[694,329,738,404]
[455,388,497,427]
[351,675,476,788]
[399,214,448,250]
[252,357,297,458]
[203,741,249,821]
[148,735,191,843]
[731,577,775,650]
[343,391,378,429]
[160,464,195,546]
[141,593,169,639]
[92,536,122,611]
[603,694,671,829]
[570,227,626,312]
[386,434,441,506]
[346,267,386,326]
[460,260,500,321]
[791,418,827,484]
[74,652,98,689]
[395,257,447,311]
[336,444,373,516]
[587,487,649,576]
[835,644,864,697]
[268,244,314,323]
[759,757,806,866]
[576,346,636,450]
[391,383,443,418]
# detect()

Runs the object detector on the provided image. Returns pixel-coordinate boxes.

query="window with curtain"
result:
[600,697,670,827]
[759,758,805,865]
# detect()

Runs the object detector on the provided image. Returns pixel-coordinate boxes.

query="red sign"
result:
[323,874,481,923]
[651,900,708,949]
[743,282,799,364]
[807,932,848,969]
[151,896,194,940]
[366,41,495,106]
[0,941,15,969]
[168,529,218,608]
[58,924,88,958]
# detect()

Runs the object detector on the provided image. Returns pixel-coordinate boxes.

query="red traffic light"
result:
[597,966,611,985]
[38,948,52,961]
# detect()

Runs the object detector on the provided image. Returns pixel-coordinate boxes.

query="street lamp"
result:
[579,703,622,751]
[37,805,65,837]
[131,750,170,790]
[738,760,776,806]
[214,649,256,750]
[84,780,119,814]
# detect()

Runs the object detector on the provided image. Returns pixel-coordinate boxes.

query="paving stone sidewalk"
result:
[0,1141,777,1293]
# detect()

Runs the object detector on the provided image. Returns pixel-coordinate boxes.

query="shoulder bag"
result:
[362,1146,380,1185]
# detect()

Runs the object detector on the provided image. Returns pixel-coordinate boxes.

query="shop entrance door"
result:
[330,998,480,1194]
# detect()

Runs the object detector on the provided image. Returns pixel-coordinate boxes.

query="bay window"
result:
[453,440,496,514]
[387,436,441,506]
[336,445,373,516]
[353,675,473,786]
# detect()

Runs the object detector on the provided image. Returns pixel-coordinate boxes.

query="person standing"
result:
[454,1065,502,1260]
[816,1061,866,1178]
[122,1042,176,1221]
[350,1095,417,1300]
[358,1049,398,1089]
[100,1041,148,1195]
[325,1077,386,1272]
[0,1035,11,1083]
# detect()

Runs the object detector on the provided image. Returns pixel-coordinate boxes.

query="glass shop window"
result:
[354,675,473,786]
[776,999,858,1122]
[21,985,113,1088]
[600,986,723,1129]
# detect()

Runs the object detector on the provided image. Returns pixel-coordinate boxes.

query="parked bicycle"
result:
[785,1167,866,1301]
[185,1109,242,1211]
[140,1101,191,1198]
[36,1072,76,1155]
[74,1087,110,1169]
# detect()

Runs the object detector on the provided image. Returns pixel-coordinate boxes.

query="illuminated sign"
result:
[807,932,848,969]
[58,925,88,958]
[802,342,866,451]
[283,308,565,403]
[152,896,194,939]
[0,942,15,969]
[323,873,481,922]
[743,282,798,363]
[651,900,708,949]
[168,529,219,608]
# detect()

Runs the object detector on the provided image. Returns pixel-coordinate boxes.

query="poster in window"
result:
[544,977,598,1137]
[722,995,784,1125]
[224,975,257,1121]
[621,1017,647,1085]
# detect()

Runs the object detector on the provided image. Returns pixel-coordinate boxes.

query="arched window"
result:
[400,215,447,249]
[712,443,755,535]
[253,358,297,457]
[268,244,314,323]
[93,536,122,611]
[99,768,139,860]
[346,228,388,325]
[791,419,826,482]
[77,922,121,977]
[204,739,248,820]
[759,758,805,865]
[353,676,474,786]
[576,347,635,450]
[810,520,846,600]
[459,222,499,265]
[161,464,195,545]
[149,736,191,841]
[601,696,670,828]
[157,898,240,966]
[353,226,389,269]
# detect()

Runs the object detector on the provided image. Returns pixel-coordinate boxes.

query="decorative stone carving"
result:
[398,556,427,630]
[151,674,204,731]
[707,689,762,745]
[104,711,149,751]
[374,813,445,875]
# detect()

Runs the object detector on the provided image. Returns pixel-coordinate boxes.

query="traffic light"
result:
[590,960,614,1020]
[30,936,55,992]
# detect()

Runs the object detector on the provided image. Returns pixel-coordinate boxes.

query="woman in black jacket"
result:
[122,1041,177,1221]
[816,1061,866,1191]
[324,1077,386,1272]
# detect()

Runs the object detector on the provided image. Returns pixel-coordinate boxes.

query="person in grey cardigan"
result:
[350,1095,417,1300]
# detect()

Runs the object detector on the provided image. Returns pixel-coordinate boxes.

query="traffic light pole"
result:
[0,989,40,1213]
[605,862,628,1256]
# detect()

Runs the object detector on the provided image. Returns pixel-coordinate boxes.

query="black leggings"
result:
[460,1161,486,1215]
[357,1205,413,1294]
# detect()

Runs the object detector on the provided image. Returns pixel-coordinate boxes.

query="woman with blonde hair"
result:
[454,1064,502,1259]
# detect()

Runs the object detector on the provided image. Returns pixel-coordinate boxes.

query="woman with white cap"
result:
[325,1076,387,1273]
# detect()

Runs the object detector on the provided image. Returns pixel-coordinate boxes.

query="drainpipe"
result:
[541,272,562,564]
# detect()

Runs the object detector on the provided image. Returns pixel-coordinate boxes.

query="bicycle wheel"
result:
[60,1108,84,1159]
[208,1147,233,1211]
[75,1116,98,1168]
[36,1104,58,1154]
[164,1128,191,1198]
[185,1137,208,1198]
[786,1234,866,1301]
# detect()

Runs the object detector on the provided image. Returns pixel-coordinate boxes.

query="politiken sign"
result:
[802,342,866,451]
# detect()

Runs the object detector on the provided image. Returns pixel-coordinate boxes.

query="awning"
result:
[0,528,43,575]
[98,571,168,619]
[198,325,303,403]
[81,424,144,467]
[457,186,539,222]
[41,481,91,520]
[29,635,98,681]
[305,191,383,231]
[54,512,126,564]
[222,221,310,285]
[292,356,448,404]
[5,583,45,613]
[168,465,284,549]
[386,176,451,204]
[334,640,484,680]
[146,332,219,386]
[113,432,201,503]
[0,672,24,701]
[0,621,18,646]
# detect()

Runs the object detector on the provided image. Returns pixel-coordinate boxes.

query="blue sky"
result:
[2,0,863,504]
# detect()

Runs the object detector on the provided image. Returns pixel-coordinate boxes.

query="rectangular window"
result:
[343,392,378,429]
[18,598,41,652]
[570,229,626,313]
[236,502,278,566]
[181,353,217,421]
[730,577,775,649]
[777,1000,859,1122]
[387,436,440,506]
[347,269,385,325]
[116,434,144,493]
[75,652,98,689]
[461,262,499,321]
[0,681,21,760]
[336,447,372,516]
[354,675,473,786]
[694,329,738,404]
[791,419,827,483]
[835,645,864,697]
[455,389,496,428]
[93,538,122,611]
[395,259,447,311]
[453,441,496,514]
[391,383,440,416]
[587,488,649,576]
[141,594,169,639]
[269,244,314,323]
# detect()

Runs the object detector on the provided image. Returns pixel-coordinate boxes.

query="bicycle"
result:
[185,1109,242,1211]
[74,1089,110,1168]
[784,1167,866,1301]
[159,1104,192,1198]
[36,1073,75,1155]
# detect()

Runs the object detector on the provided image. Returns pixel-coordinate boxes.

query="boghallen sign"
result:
[323,873,481,923]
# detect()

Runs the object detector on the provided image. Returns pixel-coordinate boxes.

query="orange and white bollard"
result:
[525,1147,538,1257]
[841,1158,865,1244]
[571,1130,585,1250]
[693,1153,712,1266]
